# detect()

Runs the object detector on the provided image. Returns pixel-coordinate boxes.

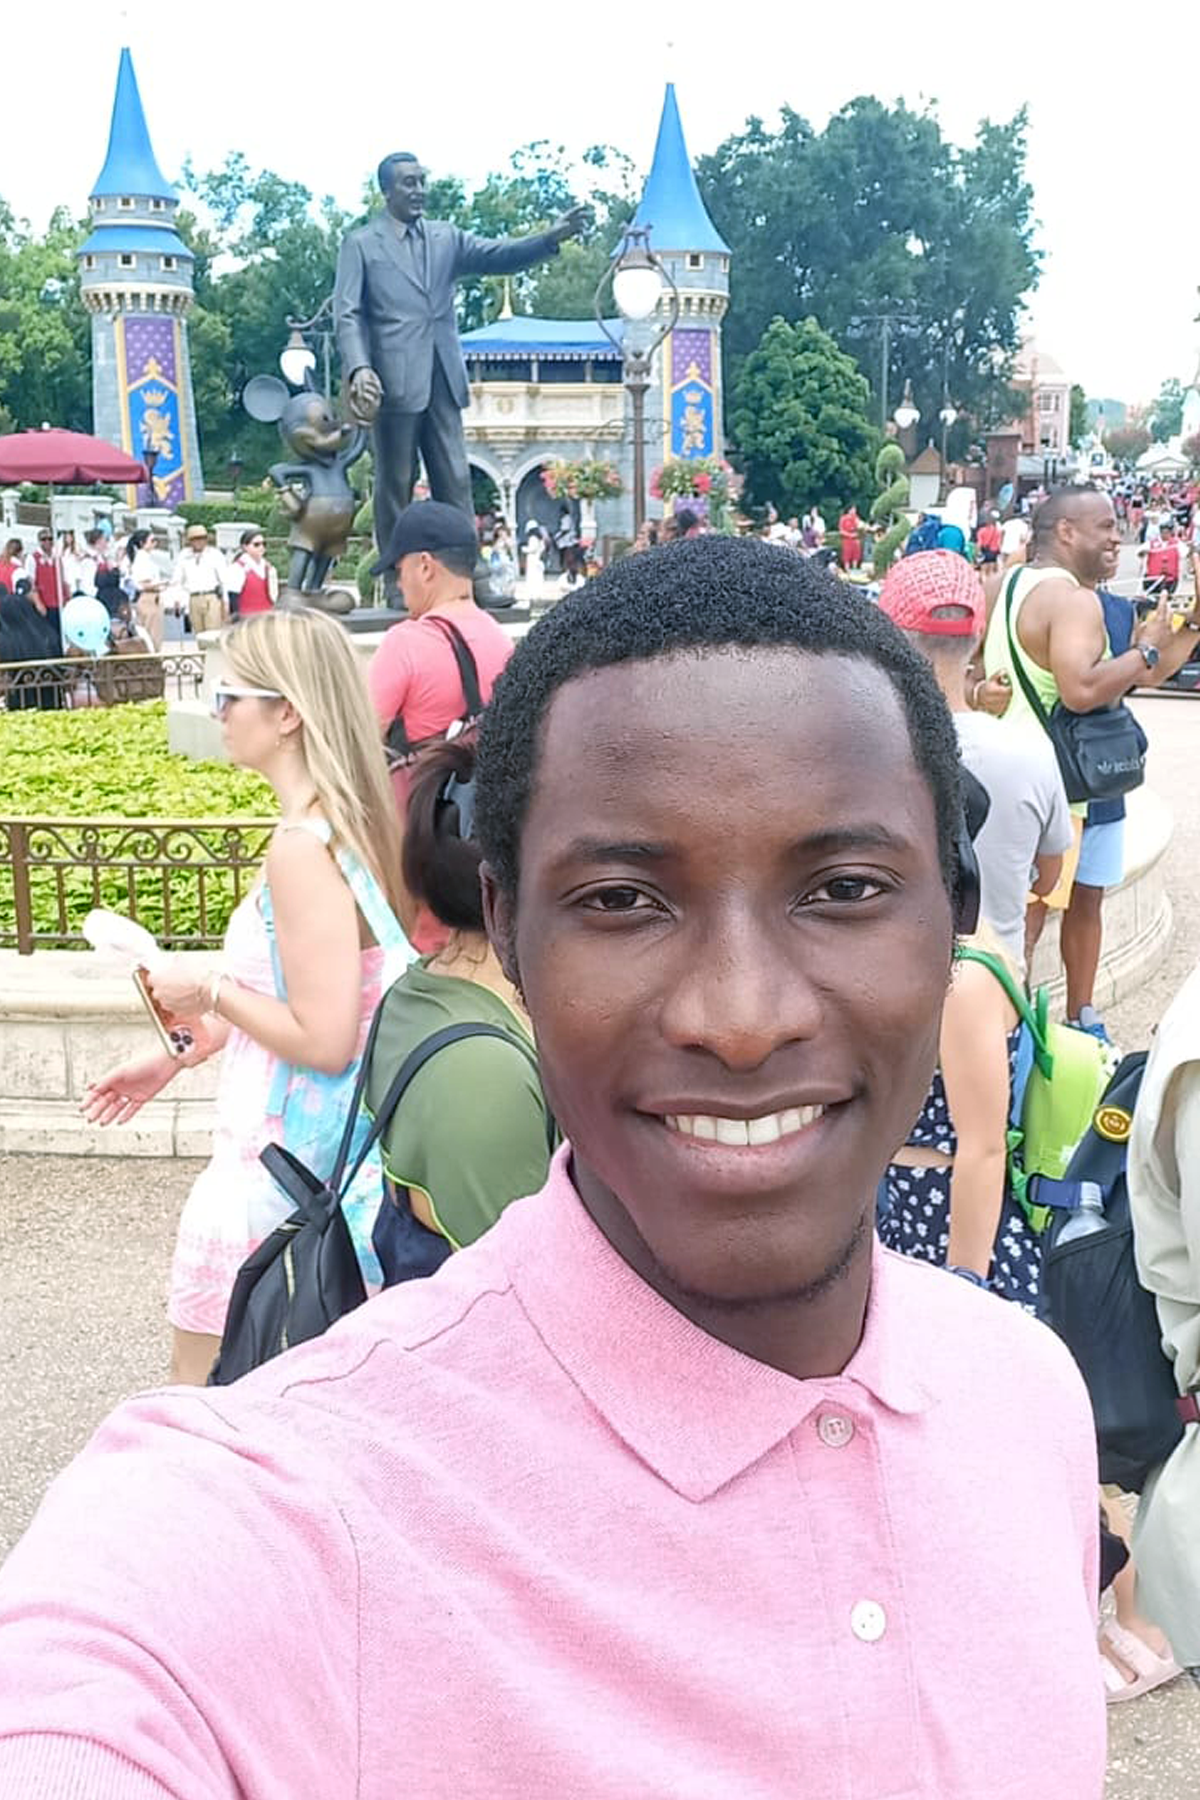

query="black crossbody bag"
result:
[385,617,485,769]
[1003,571,1147,805]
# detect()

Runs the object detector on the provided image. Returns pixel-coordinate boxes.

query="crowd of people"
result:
[5,501,1200,1788]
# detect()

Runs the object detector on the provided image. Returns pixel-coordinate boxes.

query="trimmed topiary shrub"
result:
[870,442,910,575]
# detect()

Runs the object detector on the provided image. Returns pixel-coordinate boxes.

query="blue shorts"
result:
[1075,819,1125,890]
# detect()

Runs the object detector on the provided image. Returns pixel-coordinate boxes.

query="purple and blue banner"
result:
[667,327,715,460]
[115,314,192,506]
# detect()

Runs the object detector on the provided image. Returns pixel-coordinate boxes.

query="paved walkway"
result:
[3,567,1200,1786]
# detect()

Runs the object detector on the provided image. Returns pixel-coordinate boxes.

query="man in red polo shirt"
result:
[367,502,513,948]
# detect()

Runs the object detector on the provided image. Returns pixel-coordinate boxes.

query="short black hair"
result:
[476,535,964,911]
[1031,482,1103,553]
[377,152,421,194]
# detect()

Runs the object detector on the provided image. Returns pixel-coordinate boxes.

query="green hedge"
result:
[177,496,279,533]
[2,704,274,945]
[3,703,271,817]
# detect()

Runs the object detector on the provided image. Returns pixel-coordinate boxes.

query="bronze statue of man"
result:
[334,153,586,573]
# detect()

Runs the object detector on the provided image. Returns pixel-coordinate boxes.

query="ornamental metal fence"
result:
[0,818,275,955]
[0,652,206,712]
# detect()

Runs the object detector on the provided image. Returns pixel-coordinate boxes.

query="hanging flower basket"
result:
[541,459,624,502]
[649,456,735,503]
[650,457,738,528]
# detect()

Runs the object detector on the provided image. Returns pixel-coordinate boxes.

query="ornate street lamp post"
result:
[938,402,958,501]
[141,440,160,509]
[893,379,920,433]
[279,296,335,399]
[594,226,680,536]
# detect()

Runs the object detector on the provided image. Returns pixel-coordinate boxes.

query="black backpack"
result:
[384,617,484,769]
[209,1016,519,1385]
[1036,1052,1183,1491]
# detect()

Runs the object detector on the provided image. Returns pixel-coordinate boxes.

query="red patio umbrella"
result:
[0,428,147,485]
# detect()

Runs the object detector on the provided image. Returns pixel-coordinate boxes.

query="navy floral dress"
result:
[879,1027,1042,1310]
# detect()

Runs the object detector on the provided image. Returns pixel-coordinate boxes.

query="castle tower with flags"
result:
[632,84,730,466]
[78,48,203,503]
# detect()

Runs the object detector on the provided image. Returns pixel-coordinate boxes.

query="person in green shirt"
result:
[365,738,553,1282]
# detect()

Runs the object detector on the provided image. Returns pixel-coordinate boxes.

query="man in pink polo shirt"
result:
[0,538,1105,1796]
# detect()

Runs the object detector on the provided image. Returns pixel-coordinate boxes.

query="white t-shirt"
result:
[129,549,160,592]
[1000,518,1031,558]
[955,710,1073,976]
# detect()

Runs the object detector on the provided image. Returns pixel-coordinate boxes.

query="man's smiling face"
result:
[492,645,953,1310]
[385,160,426,225]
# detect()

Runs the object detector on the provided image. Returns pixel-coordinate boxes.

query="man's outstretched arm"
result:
[454,205,588,278]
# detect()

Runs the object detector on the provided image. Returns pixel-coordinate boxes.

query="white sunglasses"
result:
[211,683,283,717]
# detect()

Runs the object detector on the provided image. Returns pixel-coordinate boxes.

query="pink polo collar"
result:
[502,1148,935,1503]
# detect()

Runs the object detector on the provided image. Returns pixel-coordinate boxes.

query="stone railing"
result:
[0,817,274,955]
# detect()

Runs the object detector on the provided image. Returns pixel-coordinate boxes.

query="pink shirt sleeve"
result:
[367,626,416,732]
[0,1391,361,1797]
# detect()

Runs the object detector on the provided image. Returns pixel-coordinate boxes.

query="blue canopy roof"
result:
[90,48,175,200]
[461,315,624,359]
[632,84,728,255]
[79,224,192,260]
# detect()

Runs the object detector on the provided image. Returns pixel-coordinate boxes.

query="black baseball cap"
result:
[370,501,479,575]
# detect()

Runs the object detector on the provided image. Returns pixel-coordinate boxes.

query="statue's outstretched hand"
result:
[348,366,384,425]
[549,205,590,245]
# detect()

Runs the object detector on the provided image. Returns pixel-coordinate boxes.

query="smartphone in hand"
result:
[132,966,194,1058]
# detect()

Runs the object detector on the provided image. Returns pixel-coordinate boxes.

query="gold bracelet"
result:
[208,970,226,1015]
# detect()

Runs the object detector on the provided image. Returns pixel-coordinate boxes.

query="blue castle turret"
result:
[78,48,203,503]
[633,84,730,468]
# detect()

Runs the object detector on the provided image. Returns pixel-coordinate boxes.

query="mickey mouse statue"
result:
[242,374,368,613]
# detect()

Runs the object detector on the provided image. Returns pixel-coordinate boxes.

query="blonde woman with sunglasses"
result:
[83,610,413,1384]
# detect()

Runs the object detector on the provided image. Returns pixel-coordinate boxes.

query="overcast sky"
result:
[6,0,1198,408]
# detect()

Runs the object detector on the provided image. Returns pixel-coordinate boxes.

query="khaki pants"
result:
[135,590,163,651]
[188,591,226,635]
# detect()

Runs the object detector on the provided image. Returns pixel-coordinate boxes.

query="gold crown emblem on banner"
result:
[142,387,168,407]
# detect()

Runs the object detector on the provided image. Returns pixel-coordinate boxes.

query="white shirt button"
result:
[816,1412,855,1449]
[850,1599,887,1643]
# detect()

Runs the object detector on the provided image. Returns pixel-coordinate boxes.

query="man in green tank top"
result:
[981,485,1200,1039]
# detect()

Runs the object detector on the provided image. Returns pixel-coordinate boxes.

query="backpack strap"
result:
[338,1019,554,1198]
[953,945,1053,1078]
[1002,569,1054,735]
[424,616,484,725]
[384,616,484,766]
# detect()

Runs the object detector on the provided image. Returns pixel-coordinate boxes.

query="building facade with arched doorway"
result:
[461,315,629,550]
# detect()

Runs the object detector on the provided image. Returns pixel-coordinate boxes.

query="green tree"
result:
[0,201,92,433]
[697,99,1038,434]
[730,316,878,515]
[1148,376,1185,442]
[1068,384,1088,448]
[1104,424,1150,465]
[178,161,356,482]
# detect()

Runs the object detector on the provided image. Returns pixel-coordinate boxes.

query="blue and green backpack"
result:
[955,946,1118,1232]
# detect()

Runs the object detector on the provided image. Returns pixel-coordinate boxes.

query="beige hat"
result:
[184,522,208,541]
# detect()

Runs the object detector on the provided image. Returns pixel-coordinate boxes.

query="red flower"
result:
[695,472,713,494]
